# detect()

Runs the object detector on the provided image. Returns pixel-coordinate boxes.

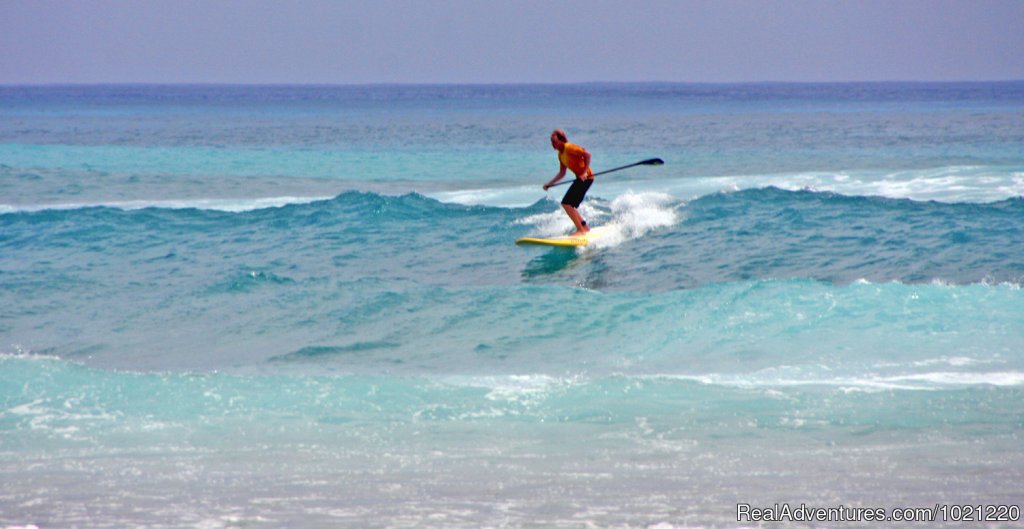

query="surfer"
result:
[543,129,593,236]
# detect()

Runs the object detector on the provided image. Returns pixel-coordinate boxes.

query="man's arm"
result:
[544,163,568,190]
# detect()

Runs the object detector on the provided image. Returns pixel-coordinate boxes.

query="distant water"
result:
[2,83,1023,528]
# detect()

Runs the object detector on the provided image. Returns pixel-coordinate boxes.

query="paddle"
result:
[549,157,664,187]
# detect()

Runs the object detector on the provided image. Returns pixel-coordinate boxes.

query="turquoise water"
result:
[2,84,1024,528]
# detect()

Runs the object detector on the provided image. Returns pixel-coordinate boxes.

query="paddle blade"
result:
[640,158,665,166]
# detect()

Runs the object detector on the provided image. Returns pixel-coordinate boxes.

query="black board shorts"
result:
[561,178,593,208]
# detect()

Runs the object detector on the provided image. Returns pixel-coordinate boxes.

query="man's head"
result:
[550,129,568,150]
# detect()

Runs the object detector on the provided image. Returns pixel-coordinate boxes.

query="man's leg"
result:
[562,203,589,235]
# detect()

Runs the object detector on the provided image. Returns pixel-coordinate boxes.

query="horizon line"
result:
[2,79,1024,88]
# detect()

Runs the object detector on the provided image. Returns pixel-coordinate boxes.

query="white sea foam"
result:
[514,206,580,237]
[0,195,335,214]
[714,166,1024,203]
[428,185,545,208]
[910,356,979,368]
[442,373,576,404]
[883,371,1024,387]
[656,370,1024,391]
[514,191,680,248]
[430,165,1024,207]
[585,192,680,250]
[850,277,1022,290]
[0,349,65,362]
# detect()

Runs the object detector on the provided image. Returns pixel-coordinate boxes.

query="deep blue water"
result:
[2,83,1023,528]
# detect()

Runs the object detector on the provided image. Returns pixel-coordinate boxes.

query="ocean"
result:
[1,83,1023,528]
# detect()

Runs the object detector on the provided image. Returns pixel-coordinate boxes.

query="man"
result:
[543,129,593,236]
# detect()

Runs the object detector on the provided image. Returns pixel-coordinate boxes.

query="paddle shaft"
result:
[549,158,664,187]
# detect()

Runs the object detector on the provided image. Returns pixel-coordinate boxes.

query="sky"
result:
[1,0,1022,84]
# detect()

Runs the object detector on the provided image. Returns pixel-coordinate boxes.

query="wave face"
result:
[3,83,1024,528]
[3,189,1022,308]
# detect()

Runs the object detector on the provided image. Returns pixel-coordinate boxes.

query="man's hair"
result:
[552,129,568,142]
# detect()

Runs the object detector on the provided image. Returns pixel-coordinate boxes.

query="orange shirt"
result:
[559,143,593,179]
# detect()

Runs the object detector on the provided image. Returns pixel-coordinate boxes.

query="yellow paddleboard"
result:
[515,227,606,247]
